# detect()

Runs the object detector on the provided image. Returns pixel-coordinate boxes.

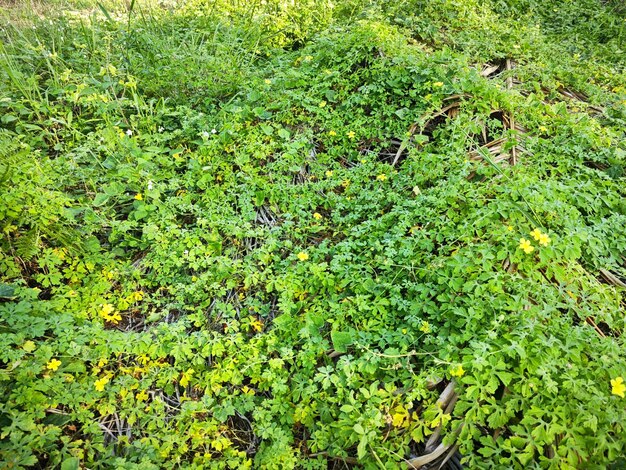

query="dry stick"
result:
[407,422,465,470]
[438,444,460,470]
[98,421,117,441]
[407,442,451,469]
[586,316,606,338]
[506,59,517,166]
[436,380,457,411]
[392,101,461,166]
[599,268,626,288]
[425,383,458,453]
[481,63,500,77]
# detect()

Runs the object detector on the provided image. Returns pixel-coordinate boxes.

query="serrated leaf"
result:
[61,457,79,470]
[0,283,17,299]
[331,330,353,353]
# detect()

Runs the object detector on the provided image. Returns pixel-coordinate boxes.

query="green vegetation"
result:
[1,0,625,468]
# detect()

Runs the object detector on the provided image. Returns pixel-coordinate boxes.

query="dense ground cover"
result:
[1,0,626,468]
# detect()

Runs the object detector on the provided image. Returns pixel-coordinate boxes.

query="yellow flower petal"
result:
[611,377,625,398]
[450,364,465,377]
[538,233,551,246]
[46,359,62,371]
[94,377,109,391]
[519,238,534,254]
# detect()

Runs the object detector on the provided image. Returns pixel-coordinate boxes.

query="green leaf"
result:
[331,330,353,353]
[61,457,79,470]
[1,114,17,124]
[0,283,17,299]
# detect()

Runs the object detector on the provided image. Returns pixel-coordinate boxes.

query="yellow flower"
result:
[376,174,387,181]
[420,321,431,334]
[341,179,350,188]
[264,79,271,84]
[297,252,309,261]
[134,193,143,201]
[313,212,323,220]
[136,390,149,402]
[507,225,513,232]
[99,304,122,324]
[47,359,62,371]
[180,368,194,388]
[250,318,263,332]
[328,130,337,136]
[319,101,326,108]
[325,170,334,177]
[611,377,625,398]
[519,238,534,254]
[94,377,109,391]
[450,364,465,377]
[530,228,542,241]
[538,233,551,246]
[539,125,548,132]
[101,304,114,315]
[433,81,444,87]
[131,291,144,301]
[347,131,356,139]
[391,404,410,427]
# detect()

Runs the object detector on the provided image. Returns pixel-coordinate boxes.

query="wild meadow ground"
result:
[1,0,626,468]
